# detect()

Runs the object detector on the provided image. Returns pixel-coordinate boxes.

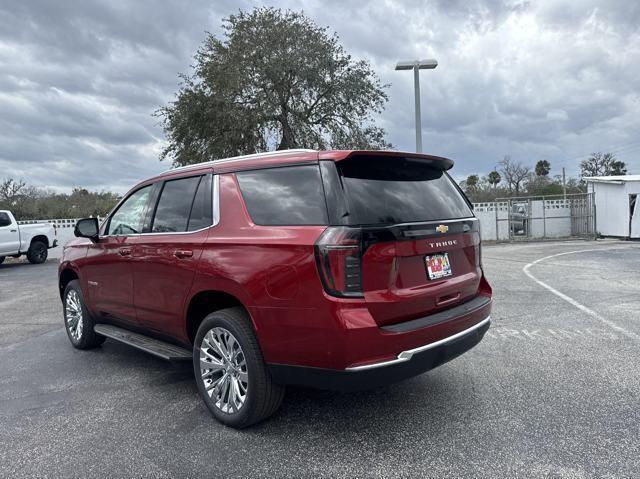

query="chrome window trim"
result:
[101,174,220,238]
[345,315,491,371]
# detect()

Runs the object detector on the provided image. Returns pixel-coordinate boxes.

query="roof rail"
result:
[164,149,317,174]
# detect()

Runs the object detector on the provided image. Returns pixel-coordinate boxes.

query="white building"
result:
[585,175,640,239]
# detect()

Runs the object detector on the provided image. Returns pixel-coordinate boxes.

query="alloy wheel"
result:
[65,290,84,341]
[199,327,249,414]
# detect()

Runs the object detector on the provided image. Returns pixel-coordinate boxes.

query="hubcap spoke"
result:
[200,357,225,374]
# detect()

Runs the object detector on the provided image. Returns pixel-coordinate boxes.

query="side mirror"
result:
[74,218,99,241]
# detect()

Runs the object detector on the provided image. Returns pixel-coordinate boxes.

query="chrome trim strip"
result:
[101,174,220,238]
[393,217,478,228]
[345,316,491,371]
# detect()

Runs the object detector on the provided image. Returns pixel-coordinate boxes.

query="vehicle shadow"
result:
[78,336,478,442]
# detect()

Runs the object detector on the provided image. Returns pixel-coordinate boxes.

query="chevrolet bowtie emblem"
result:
[435,224,449,233]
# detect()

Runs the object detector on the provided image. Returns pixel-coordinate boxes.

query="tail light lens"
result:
[314,227,363,298]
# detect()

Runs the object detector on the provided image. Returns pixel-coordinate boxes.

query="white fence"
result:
[473,195,595,241]
[19,199,593,248]
[18,218,102,251]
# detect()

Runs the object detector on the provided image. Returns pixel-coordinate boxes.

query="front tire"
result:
[63,280,105,349]
[193,307,285,428]
[27,240,48,264]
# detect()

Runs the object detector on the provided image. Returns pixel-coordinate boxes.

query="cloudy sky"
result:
[1,0,638,192]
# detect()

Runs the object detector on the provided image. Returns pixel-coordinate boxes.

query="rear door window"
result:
[336,156,473,225]
[151,176,202,233]
[187,175,213,231]
[236,165,328,225]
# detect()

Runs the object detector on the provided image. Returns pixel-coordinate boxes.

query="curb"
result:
[2,257,59,265]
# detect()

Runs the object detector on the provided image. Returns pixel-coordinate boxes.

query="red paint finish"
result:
[59,149,492,380]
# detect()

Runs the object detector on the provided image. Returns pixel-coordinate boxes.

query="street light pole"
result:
[413,65,422,153]
[395,59,438,153]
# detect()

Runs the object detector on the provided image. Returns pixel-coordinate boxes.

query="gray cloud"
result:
[0,0,638,192]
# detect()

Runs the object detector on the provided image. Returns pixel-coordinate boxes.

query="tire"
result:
[63,280,105,349]
[0,256,4,265]
[193,307,285,428]
[27,240,48,264]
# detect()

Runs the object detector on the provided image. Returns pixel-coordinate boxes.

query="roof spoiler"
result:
[319,150,454,171]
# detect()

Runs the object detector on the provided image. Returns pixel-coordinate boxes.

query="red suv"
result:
[59,149,492,428]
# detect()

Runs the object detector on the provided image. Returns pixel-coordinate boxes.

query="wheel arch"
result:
[185,289,254,345]
[30,234,50,248]
[59,266,80,300]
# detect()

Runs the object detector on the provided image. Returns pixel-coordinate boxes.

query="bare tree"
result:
[580,152,627,178]
[0,178,26,201]
[499,156,530,196]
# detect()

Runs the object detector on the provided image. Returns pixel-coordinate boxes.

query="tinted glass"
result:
[0,212,11,227]
[337,157,473,225]
[236,165,328,225]
[107,186,151,235]
[152,176,201,233]
[187,175,213,231]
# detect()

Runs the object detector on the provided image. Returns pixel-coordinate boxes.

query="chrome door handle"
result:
[118,247,132,256]
[174,250,193,259]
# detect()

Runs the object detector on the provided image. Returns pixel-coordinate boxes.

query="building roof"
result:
[584,175,640,184]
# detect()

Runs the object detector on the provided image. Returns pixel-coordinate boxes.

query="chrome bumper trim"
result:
[345,316,491,371]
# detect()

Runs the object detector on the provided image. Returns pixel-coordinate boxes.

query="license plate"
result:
[425,253,452,280]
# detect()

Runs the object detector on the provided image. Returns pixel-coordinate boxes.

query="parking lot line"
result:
[523,248,639,341]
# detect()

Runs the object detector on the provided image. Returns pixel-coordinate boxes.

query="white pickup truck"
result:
[0,210,58,264]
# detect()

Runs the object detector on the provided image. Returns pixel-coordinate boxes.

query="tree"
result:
[465,175,479,189]
[580,152,627,178]
[535,160,550,177]
[0,178,119,220]
[0,178,26,202]
[487,170,501,187]
[158,7,391,166]
[499,156,530,196]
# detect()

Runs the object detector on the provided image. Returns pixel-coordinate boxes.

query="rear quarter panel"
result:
[189,173,332,364]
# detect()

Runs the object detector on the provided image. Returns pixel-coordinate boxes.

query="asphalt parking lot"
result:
[1,240,639,478]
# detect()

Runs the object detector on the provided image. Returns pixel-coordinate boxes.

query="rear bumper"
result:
[268,315,490,391]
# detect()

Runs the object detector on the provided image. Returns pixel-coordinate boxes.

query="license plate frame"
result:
[425,253,452,280]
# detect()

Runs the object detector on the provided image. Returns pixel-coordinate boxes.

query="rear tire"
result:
[193,307,285,428]
[27,240,48,264]
[63,280,105,349]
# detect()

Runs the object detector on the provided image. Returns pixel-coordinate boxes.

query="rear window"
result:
[337,156,473,225]
[236,165,328,225]
[0,212,11,227]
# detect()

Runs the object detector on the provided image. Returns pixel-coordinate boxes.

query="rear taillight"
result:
[314,227,363,298]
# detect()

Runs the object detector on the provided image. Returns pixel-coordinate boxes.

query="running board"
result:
[94,324,192,361]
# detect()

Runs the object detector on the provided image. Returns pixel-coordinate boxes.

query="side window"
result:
[236,165,329,226]
[151,176,201,233]
[187,175,213,231]
[0,212,11,227]
[107,186,152,235]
